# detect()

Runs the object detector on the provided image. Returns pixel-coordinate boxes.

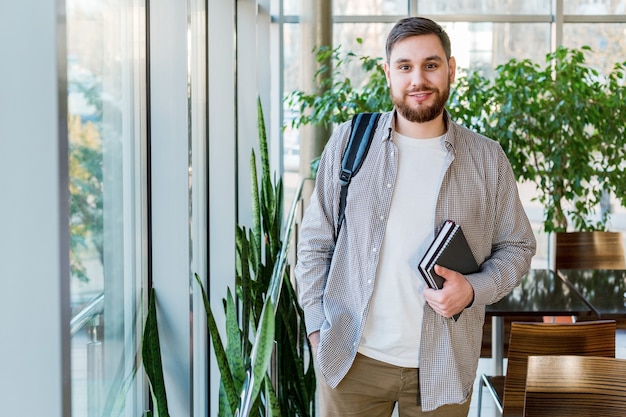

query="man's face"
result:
[384,34,456,124]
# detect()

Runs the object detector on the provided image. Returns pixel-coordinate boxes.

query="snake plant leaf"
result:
[250,150,262,272]
[236,225,252,353]
[237,299,276,416]
[195,274,239,415]
[264,374,281,417]
[142,288,170,417]
[218,381,234,417]
[224,289,246,389]
[257,98,272,208]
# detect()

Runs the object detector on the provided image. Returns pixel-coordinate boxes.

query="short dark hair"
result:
[385,17,452,62]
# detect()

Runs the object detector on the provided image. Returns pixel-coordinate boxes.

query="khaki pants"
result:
[316,353,471,417]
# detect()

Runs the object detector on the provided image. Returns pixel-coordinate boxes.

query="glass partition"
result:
[66,0,147,415]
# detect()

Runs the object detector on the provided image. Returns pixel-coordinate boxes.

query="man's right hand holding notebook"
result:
[423,264,475,319]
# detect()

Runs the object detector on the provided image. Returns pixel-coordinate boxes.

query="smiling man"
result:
[295,17,536,417]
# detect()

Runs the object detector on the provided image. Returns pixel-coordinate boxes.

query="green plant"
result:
[289,43,626,233]
[143,99,316,417]
[450,46,626,233]
[142,288,170,417]
[285,38,392,129]
[204,98,315,416]
[285,39,392,177]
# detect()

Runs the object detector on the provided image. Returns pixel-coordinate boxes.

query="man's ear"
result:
[383,62,391,87]
[448,56,457,84]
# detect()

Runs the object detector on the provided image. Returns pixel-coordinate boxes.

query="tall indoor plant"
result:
[289,44,626,267]
[142,99,316,417]
[202,98,315,417]
[291,43,626,234]
[285,39,392,176]
[450,46,626,235]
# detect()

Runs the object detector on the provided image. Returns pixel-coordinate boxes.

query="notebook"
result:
[418,220,480,320]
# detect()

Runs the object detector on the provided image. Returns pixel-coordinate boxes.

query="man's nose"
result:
[410,69,425,86]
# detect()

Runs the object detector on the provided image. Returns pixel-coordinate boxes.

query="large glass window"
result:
[417,0,550,15]
[273,0,626,270]
[334,0,409,15]
[563,23,626,74]
[332,22,550,90]
[67,0,147,416]
[564,0,626,14]
[283,23,301,174]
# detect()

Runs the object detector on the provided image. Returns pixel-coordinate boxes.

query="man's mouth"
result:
[408,91,433,102]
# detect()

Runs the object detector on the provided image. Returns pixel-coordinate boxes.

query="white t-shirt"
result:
[358,130,447,367]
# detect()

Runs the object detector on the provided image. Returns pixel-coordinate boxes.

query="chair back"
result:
[501,320,616,417]
[524,355,626,417]
[555,231,625,269]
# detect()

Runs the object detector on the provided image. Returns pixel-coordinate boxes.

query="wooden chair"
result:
[524,355,626,417]
[555,231,626,270]
[546,231,626,323]
[476,320,616,417]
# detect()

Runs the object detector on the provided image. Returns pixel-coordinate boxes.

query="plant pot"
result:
[555,231,626,270]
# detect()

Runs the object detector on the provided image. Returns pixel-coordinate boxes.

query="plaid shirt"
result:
[295,110,536,411]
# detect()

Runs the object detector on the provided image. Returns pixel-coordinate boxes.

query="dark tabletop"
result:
[557,269,626,317]
[486,269,594,316]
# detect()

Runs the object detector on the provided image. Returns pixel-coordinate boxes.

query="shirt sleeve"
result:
[466,145,537,306]
[294,122,350,336]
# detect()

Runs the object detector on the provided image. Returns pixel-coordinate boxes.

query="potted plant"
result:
[288,43,626,266]
[449,46,626,268]
[142,99,316,417]
[285,39,392,176]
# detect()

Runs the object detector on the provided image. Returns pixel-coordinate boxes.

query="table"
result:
[557,269,626,317]
[485,269,594,374]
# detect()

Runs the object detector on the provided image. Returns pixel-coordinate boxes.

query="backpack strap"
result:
[337,112,381,235]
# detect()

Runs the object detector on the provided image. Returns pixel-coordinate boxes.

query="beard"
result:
[390,81,450,123]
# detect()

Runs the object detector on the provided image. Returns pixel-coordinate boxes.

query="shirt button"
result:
[372,247,377,253]
[386,183,392,188]
[379,215,385,220]
[390,151,395,156]
[367,279,372,284]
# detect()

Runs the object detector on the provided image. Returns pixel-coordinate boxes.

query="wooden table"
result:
[485,269,594,374]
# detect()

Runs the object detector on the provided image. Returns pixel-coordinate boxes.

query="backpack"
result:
[336,112,382,235]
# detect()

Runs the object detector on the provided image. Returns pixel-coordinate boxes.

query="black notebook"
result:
[418,220,479,291]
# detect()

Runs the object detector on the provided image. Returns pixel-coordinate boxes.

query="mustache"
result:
[405,86,437,94]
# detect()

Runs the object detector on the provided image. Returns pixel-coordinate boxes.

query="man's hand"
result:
[423,264,475,319]
[308,331,320,359]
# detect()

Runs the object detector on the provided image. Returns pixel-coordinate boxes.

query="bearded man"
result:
[295,16,536,417]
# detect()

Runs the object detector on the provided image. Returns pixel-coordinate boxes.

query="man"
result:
[295,16,536,417]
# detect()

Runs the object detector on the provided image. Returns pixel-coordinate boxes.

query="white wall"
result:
[149,0,193,415]
[207,1,238,414]
[0,1,71,416]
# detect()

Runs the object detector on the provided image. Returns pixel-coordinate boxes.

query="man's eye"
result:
[426,63,438,70]
[399,65,410,71]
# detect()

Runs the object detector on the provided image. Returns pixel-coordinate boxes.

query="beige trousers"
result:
[316,353,471,417]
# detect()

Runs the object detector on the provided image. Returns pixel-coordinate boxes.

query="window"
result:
[67,1,147,415]
[273,0,626,269]
[417,0,550,15]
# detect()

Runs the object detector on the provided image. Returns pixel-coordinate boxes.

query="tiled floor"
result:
[468,328,626,417]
